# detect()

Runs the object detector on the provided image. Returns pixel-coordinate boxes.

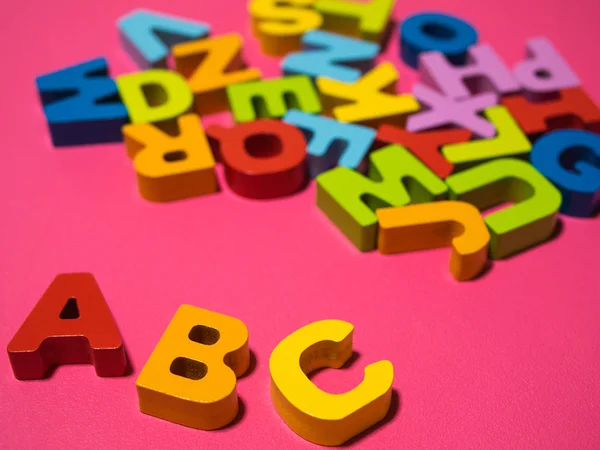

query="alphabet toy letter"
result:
[117,69,193,125]
[118,9,210,68]
[173,34,262,115]
[36,58,128,146]
[136,305,250,430]
[376,125,471,179]
[376,202,490,281]
[441,106,531,169]
[502,88,600,139]
[317,62,419,128]
[7,273,127,380]
[400,12,478,68]
[531,130,600,217]
[270,319,393,445]
[207,120,307,199]
[228,76,321,123]
[122,114,217,202]
[446,158,562,259]
[420,43,519,99]
[315,0,395,43]
[284,110,376,177]
[407,83,497,138]
[282,30,379,82]
[249,0,323,56]
[513,37,580,102]
[316,144,447,251]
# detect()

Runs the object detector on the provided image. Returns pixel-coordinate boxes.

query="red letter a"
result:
[7,273,127,380]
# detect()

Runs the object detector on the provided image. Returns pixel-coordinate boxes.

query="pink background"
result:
[1,1,600,448]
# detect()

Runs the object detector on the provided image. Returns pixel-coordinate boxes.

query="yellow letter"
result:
[250,0,323,56]
[316,62,419,128]
[315,0,395,43]
[270,319,394,446]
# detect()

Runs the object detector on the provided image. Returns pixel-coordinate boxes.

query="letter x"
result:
[407,83,498,138]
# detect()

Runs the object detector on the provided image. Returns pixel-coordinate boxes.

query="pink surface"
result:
[1,1,600,448]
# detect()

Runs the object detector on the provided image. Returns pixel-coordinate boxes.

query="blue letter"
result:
[118,9,210,68]
[36,58,128,147]
[531,130,600,217]
[284,110,375,177]
[282,30,379,82]
[400,12,478,68]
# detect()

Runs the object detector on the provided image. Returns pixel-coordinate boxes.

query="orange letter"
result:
[136,305,250,429]
[376,201,490,281]
[122,113,217,202]
[173,34,262,115]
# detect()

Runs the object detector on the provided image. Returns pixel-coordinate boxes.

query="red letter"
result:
[7,273,127,380]
[207,119,307,199]
[502,87,600,139]
[376,125,471,179]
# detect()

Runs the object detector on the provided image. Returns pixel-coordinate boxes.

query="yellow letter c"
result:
[269,319,394,446]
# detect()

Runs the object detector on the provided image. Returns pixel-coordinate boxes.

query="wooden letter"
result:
[118,9,210,68]
[376,125,471,179]
[122,114,217,202]
[173,34,262,115]
[400,12,478,68]
[314,0,395,43]
[446,158,562,259]
[440,106,531,170]
[531,129,600,217]
[136,305,250,429]
[282,30,379,82]
[116,69,193,125]
[316,144,447,252]
[284,110,376,177]
[36,58,128,146]
[249,0,323,56]
[7,273,127,380]
[316,62,419,128]
[227,76,321,123]
[502,87,600,140]
[376,202,490,281]
[420,43,519,100]
[270,319,393,446]
[207,120,307,199]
